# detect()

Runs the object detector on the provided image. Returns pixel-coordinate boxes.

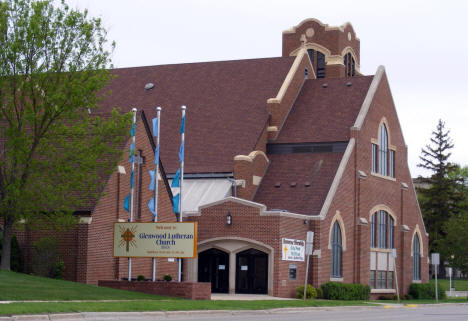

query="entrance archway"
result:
[198,248,229,293]
[235,248,268,294]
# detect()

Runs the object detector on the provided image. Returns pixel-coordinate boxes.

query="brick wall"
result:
[282,19,360,63]
[98,280,211,300]
[87,114,178,284]
[187,199,310,298]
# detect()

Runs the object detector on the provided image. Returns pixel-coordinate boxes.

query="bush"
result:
[296,284,317,299]
[137,275,146,281]
[51,261,65,279]
[0,232,23,272]
[409,283,446,299]
[33,237,63,278]
[163,274,172,282]
[316,287,324,299]
[320,282,370,300]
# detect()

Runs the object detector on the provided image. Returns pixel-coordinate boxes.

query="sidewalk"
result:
[211,294,294,300]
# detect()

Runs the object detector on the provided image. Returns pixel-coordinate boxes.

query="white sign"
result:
[431,253,440,265]
[305,231,314,255]
[282,238,305,261]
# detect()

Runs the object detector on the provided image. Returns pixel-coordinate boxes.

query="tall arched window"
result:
[371,122,395,178]
[413,234,421,280]
[379,124,388,176]
[307,49,326,78]
[344,52,355,77]
[370,210,394,249]
[331,221,342,278]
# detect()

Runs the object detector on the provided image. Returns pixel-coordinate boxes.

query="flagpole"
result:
[129,107,137,282]
[178,105,186,282]
[152,107,161,282]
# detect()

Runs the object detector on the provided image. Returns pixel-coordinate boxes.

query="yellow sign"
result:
[113,222,197,258]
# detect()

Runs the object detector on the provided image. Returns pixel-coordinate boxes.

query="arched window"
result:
[413,234,421,280]
[379,124,388,176]
[370,210,395,249]
[307,49,326,78]
[344,52,355,77]
[370,209,396,289]
[331,221,342,278]
[371,122,395,178]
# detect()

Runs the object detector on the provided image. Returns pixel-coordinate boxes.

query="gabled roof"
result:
[275,76,373,143]
[253,152,343,215]
[99,57,295,174]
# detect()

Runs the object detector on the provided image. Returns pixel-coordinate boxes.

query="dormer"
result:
[282,18,361,78]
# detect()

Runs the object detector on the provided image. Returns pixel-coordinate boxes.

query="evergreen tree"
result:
[437,165,468,274]
[417,120,463,260]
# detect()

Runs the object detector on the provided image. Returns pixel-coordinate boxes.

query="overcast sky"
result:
[67,0,468,177]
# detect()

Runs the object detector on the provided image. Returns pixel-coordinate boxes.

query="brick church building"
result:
[16,18,429,298]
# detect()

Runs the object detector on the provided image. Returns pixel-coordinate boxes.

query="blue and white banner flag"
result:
[154,145,159,165]
[152,118,158,137]
[179,141,184,163]
[172,193,180,214]
[149,170,155,191]
[130,170,134,188]
[180,115,185,134]
[171,169,180,188]
[148,197,156,217]
[130,123,136,137]
[123,194,130,212]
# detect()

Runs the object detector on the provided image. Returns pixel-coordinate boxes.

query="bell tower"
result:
[282,19,361,78]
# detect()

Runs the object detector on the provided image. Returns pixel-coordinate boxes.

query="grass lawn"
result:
[430,278,468,291]
[0,271,173,301]
[0,299,373,316]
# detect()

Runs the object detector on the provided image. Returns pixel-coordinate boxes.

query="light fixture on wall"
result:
[226,211,232,226]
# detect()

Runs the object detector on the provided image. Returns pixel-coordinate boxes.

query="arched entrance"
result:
[198,248,229,293]
[235,248,268,294]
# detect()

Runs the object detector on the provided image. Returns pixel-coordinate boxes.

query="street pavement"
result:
[1,304,468,321]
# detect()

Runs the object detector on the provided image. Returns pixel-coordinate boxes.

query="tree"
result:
[437,165,468,274]
[417,120,465,266]
[0,0,131,270]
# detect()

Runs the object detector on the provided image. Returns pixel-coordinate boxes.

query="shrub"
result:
[51,261,65,279]
[0,232,23,272]
[163,274,172,282]
[409,283,446,299]
[316,287,324,299]
[32,237,62,278]
[296,284,317,299]
[137,275,146,281]
[320,282,370,300]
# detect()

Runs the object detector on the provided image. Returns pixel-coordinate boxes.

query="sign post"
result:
[431,253,440,303]
[391,249,400,303]
[449,267,453,296]
[303,231,314,300]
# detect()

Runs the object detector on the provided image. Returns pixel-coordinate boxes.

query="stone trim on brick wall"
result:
[319,138,355,219]
[353,66,385,130]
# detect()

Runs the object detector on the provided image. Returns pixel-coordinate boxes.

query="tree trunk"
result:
[0,217,13,271]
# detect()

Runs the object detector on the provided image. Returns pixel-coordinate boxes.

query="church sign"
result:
[282,238,305,261]
[113,222,197,258]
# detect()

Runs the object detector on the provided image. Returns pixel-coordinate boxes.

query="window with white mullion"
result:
[389,150,395,178]
[370,213,376,248]
[378,210,387,248]
[413,234,421,280]
[379,124,388,176]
